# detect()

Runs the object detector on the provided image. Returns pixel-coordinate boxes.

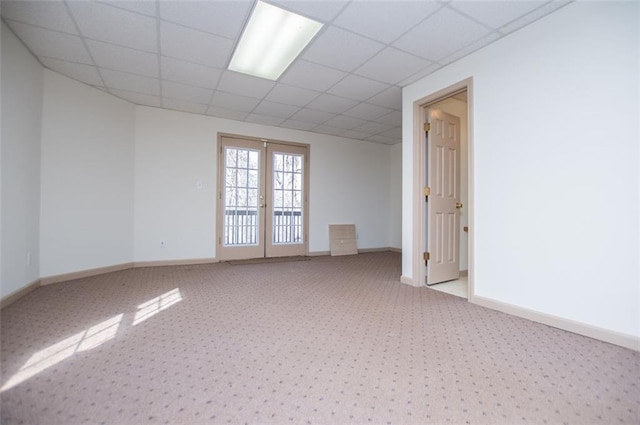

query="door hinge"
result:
[423,252,430,262]
[423,123,431,132]
[423,187,430,197]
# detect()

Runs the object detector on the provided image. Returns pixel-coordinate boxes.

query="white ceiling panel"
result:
[343,102,393,121]
[160,57,222,89]
[216,71,276,99]
[162,80,213,104]
[68,1,158,52]
[159,0,251,39]
[265,84,320,107]
[160,21,233,69]
[253,100,300,119]
[206,105,248,121]
[327,74,389,101]
[305,93,359,114]
[450,1,546,29]
[7,21,92,64]
[302,26,384,72]
[393,7,493,61]
[323,115,367,130]
[355,47,432,85]
[333,1,442,44]
[40,57,104,86]
[209,91,260,113]
[3,0,569,145]
[270,0,349,23]
[162,98,208,115]
[366,86,402,110]
[290,108,336,124]
[87,40,158,77]
[1,1,77,34]
[100,68,160,95]
[110,88,161,107]
[245,113,285,126]
[281,60,347,92]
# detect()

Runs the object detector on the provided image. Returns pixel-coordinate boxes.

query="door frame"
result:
[411,78,474,299]
[216,133,310,261]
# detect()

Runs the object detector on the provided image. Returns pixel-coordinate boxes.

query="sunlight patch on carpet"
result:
[133,288,182,326]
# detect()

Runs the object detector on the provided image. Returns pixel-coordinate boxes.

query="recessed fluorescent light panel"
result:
[228,0,323,80]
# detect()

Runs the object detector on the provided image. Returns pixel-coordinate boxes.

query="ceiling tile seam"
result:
[0,17,80,38]
[443,3,502,33]
[63,0,109,92]
[96,0,158,19]
[350,47,436,84]
[157,17,237,42]
[155,1,165,107]
[259,84,323,116]
[495,1,573,36]
[0,18,52,71]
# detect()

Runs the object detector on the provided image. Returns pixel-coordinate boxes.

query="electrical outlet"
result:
[160,241,165,248]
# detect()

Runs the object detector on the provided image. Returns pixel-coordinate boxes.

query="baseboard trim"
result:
[307,251,330,257]
[40,263,134,285]
[471,295,640,351]
[401,275,418,287]
[309,248,400,257]
[1,279,41,309]
[459,269,468,277]
[389,247,402,253]
[134,258,218,268]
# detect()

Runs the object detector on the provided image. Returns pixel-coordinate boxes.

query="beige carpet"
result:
[1,252,638,424]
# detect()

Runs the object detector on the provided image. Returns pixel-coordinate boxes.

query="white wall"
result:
[389,143,402,249]
[40,71,135,277]
[404,2,639,338]
[1,23,43,297]
[134,106,392,262]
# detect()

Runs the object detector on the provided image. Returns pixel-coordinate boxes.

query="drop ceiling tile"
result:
[377,110,402,127]
[253,101,300,119]
[68,1,158,52]
[310,125,346,136]
[398,63,443,86]
[498,1,571,35]
[270,1,348,22]
[7,21,92,64]
[280,119,318,131]
[100,69,160,95]
[355,47,432,85]
[438,32,500,66]
[366,86,402,110]
[209,91,260,112]
[450,1,545,29]
[110,89,162,107]
[40,57,104,87]
[367,134,395,144]
[162,98,208,115]
[206,106,249,121]
[355,121,394,135]
[162,81,213,104]
[216,71,276,99]
[265,84,320,107]
[305,94,359,114]
[98,1,157,17]
[341,129,371,140]
[290,108,336,124]
[160,21,233,68]
[303,26,384,72]
[343,103,393,121]
[323,115,367,130]
[159,0,251,39]
[1,1,77,34]
[333,1,442,43]
[280,60,347,92]
[86,40,159,77]
[160,57,222,89]
[327,75,389,102]
[379,127,402,139]
[393,7,493,61]
[245,113,285,126]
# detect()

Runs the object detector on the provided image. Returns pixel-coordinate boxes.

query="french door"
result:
[217,136,308,261]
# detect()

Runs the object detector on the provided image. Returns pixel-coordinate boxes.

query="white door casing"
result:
[427,109,461,285]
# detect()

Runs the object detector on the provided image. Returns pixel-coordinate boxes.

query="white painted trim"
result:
[471,295,640,351]
[308,250,330,257]
[1,279,41,309]
[134,258,218,268]
[401,275,419,287]
[40,263,134,285]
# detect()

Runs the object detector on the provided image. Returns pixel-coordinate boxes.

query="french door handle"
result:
[455,202,463,209]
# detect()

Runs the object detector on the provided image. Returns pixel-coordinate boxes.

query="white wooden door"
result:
[427,109,461,285]
[217,136,308,260]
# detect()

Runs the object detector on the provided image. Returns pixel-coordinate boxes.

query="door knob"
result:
[455,202,463,209]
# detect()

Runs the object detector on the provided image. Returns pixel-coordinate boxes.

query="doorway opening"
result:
[412,79,473,300]
[216,134,310,261]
